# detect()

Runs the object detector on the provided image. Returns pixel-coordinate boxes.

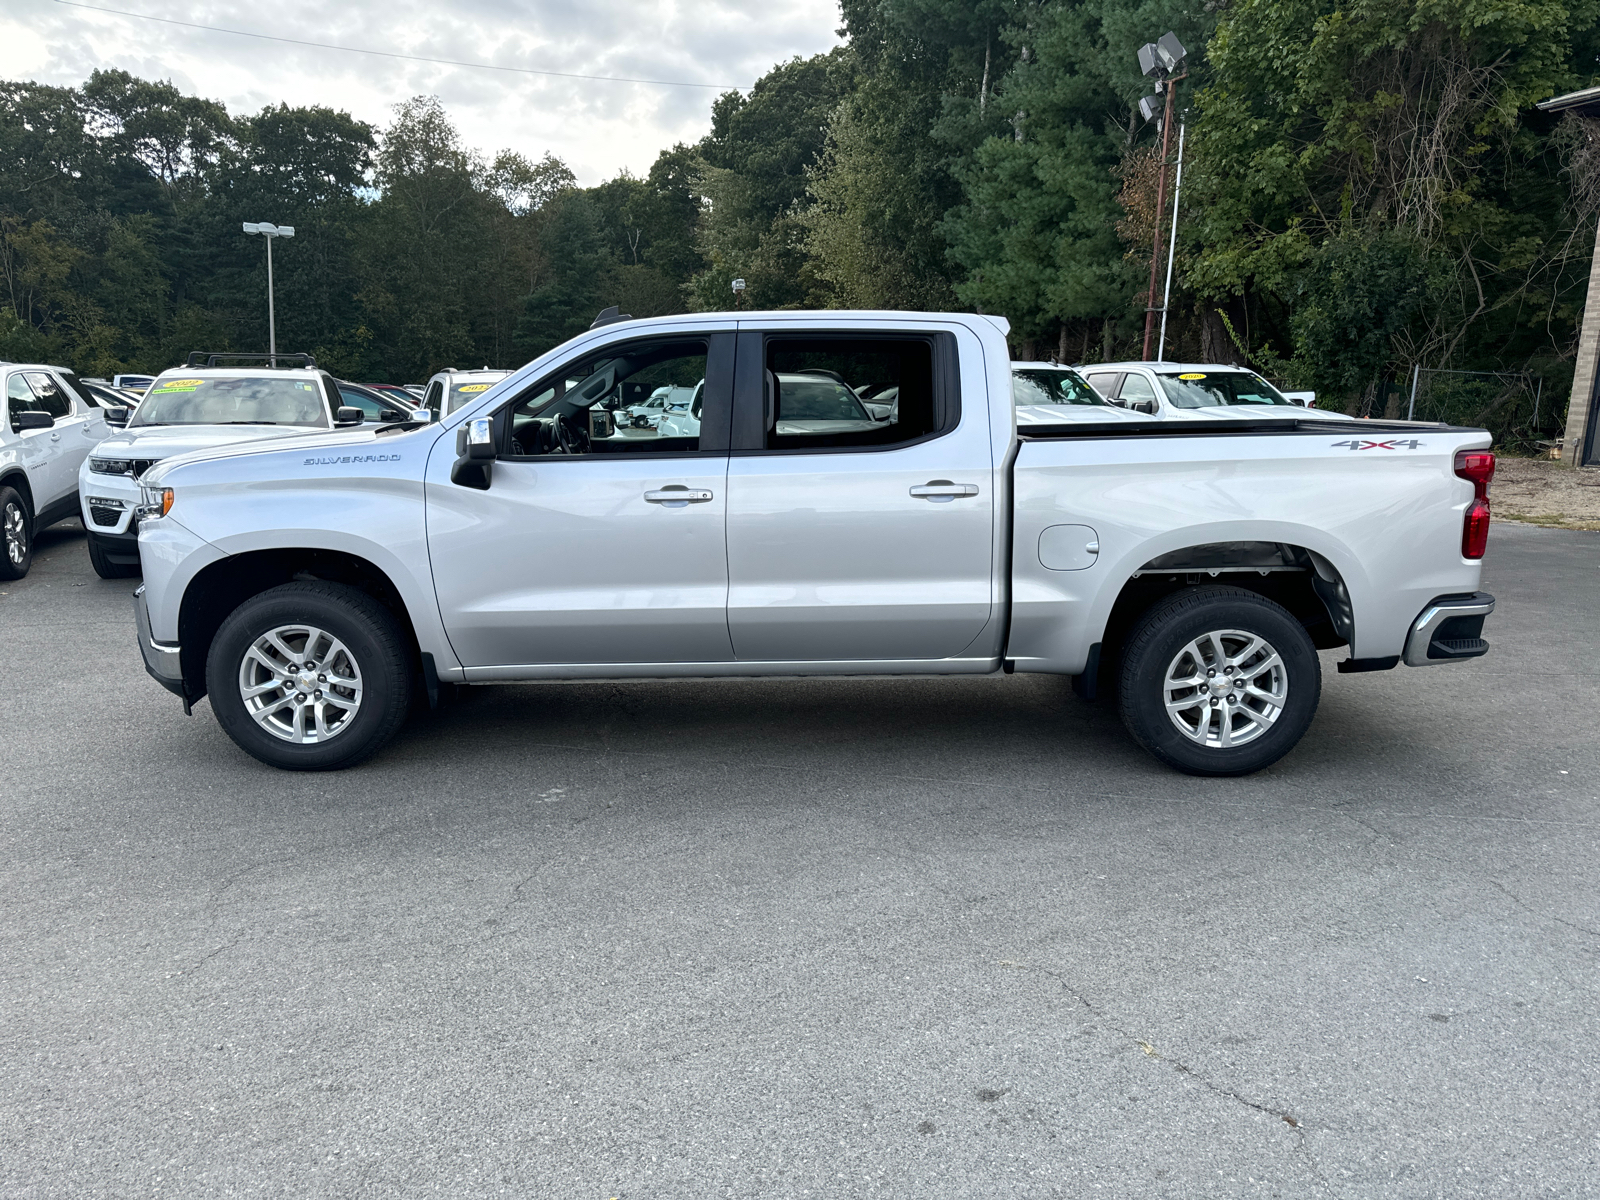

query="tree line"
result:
[4,0,1598,422]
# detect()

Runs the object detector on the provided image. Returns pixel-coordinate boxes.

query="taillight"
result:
[1454,449,1494,559]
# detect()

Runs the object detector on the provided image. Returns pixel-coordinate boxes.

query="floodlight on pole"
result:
[1136,32,1187,360]
[731,277,746,308]
[242,222,295,365]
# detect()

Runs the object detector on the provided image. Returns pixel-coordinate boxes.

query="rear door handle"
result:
[910,480,979,500]
[644,487,713,504]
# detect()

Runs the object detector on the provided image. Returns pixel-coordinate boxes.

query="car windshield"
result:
[447,377,506,414]
[1012,369,1108,407]
[130,376,329,426]
[1155,372,1295,409]
[777,376,869,421]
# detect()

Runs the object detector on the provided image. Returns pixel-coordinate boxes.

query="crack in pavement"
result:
[1488,879,1600,942]
[1000,959,1335,1195]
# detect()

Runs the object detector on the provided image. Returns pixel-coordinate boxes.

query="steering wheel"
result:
[554,412,590,455]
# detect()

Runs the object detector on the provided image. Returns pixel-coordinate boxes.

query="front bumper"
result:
[133,585,185,698]
[1402,592,1495,667]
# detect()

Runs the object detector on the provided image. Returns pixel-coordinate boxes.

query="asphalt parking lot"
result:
[3,518,1597,1198]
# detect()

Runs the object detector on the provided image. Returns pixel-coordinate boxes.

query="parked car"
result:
[657,381,706,438]
[1080,362,1354,421]
[75,378,143,410]
[359,382,427,409]
[112,374,155,395]
[0,362,111,578]
[130,310,1495,778]
[1011,362,1148,428]
[335,381,429,425]
[79,353,374,580]
[420,368,511,420]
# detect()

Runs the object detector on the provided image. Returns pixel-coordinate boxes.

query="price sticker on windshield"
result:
[457,383,491,393]
[1177,373,1207,380]
[152,378,203,391]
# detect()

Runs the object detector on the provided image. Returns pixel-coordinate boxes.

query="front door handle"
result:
[644,486,713,505]
[910,480,979,501]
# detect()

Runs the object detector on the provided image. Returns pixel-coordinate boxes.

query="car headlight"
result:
[136,486,173,520]
[90,457,134,475]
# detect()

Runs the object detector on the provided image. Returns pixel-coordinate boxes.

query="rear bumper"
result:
[133,585,185,697]
[1402,592,1495,667]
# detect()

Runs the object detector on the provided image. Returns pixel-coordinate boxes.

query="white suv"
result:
[80,355,372,579]
[420,368,511,420]
[1,362,110,579]
[1079,362,1354,421]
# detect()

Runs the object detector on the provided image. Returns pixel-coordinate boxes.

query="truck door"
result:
[426,331,735,668]
[724,327,997,662]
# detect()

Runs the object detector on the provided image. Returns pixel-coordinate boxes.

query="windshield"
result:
[130,376,329,426]
[1012,368,1107,407]
[447,377,507,414]
[1155,371,1295,409]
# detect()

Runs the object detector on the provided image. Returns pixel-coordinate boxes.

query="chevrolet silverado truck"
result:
[129,310,1497,776]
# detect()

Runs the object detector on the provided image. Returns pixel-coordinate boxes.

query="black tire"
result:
[1117,586,1321,777]
[206,582,413,771]
[86,531,139,579]
[0,486,32,580]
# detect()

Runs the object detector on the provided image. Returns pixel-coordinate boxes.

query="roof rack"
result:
[184,351,317,368]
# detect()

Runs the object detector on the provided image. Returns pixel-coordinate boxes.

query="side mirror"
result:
[410,407,432,424]
[14,410,54,431]
[589,408,615,438]
[104,406,130,427]
[335,406,364,426]
[1132,400,1157,415]
[451,417,495,489]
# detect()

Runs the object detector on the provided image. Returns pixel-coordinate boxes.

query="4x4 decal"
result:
[1332,439,1424,451]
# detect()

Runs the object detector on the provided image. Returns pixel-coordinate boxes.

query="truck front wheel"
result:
[206,582,413,770]
[1118,586,1321,776]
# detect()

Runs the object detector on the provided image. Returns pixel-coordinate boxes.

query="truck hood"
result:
[97,423,322,461]
[141,424,421,484]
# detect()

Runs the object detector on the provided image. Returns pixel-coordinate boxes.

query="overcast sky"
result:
[6,0,843,184]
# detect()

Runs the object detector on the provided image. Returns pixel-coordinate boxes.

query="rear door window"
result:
[753,337,944,451]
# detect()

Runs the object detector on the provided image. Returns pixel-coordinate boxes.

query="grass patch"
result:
[1500,512,1600,531]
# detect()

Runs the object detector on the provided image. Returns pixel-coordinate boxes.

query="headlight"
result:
[90,457,134,475]
[136,486,174,520]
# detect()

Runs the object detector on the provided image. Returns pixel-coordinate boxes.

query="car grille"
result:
[87,499,126,527]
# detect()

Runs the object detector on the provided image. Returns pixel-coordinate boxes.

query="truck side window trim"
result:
[490,331,735,459]
[728,330,961,456]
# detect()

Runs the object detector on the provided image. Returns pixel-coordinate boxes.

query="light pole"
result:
[242,222,295,365]
[1136,32,1187,361]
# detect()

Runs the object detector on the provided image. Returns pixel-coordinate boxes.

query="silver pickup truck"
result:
[131,310,1496,776]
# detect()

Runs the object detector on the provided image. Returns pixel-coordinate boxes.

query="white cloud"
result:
[5,0,842,183]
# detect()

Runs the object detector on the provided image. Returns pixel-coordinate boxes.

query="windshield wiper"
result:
[217,420,279,425]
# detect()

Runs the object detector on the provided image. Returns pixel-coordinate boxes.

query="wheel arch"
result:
[0,467,34,511]
[177,548,424,703]
[1088,539,1355,694]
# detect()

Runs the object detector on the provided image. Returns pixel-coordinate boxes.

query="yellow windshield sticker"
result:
[153,378,204,391]
[456,383,491,393]
[1177,372,1206,380]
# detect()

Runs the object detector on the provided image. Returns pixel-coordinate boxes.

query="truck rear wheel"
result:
[1118,586,1321,776]
[206,582,413,771]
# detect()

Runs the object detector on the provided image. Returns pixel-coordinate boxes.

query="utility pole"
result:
[242,222,295,365]
[1136,33,1188,361]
